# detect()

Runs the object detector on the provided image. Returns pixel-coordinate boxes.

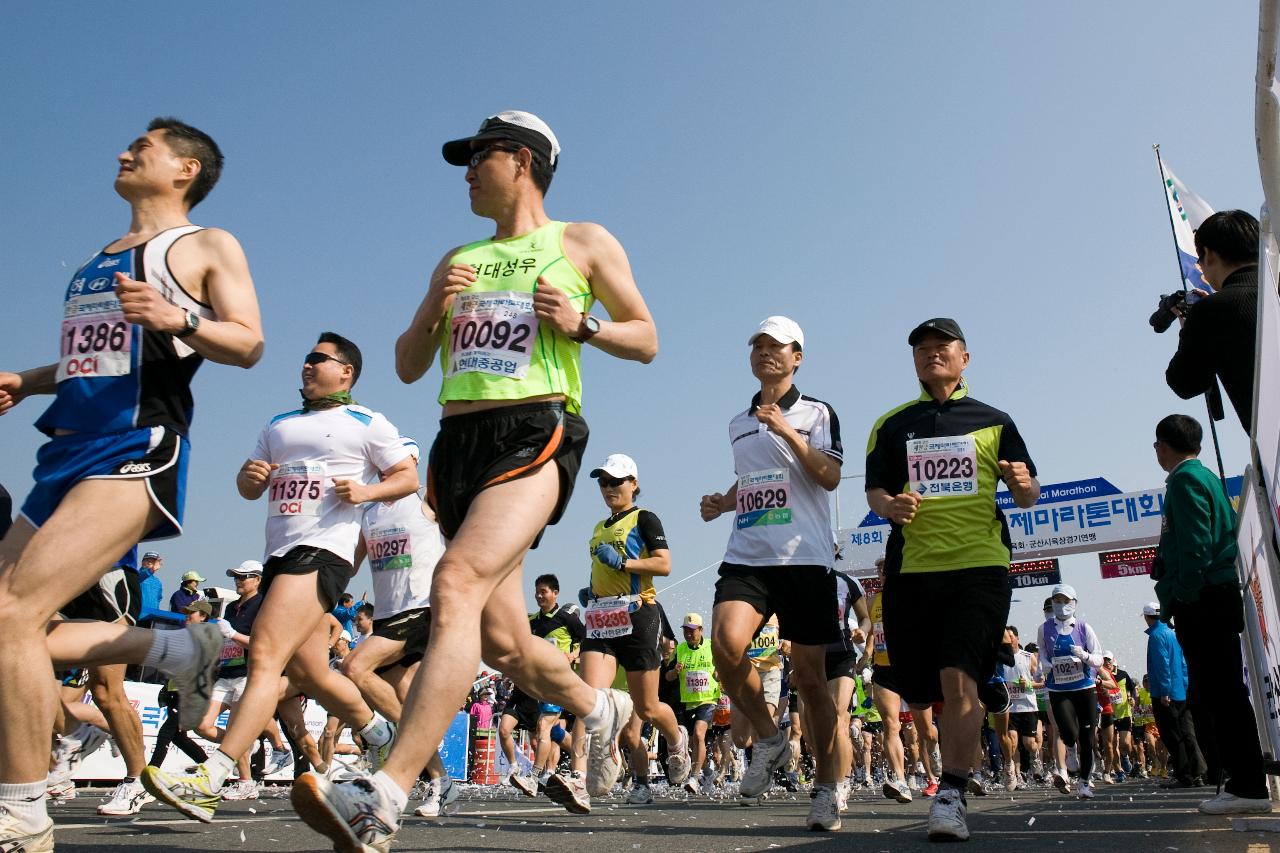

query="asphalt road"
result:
[43,779,1280,852]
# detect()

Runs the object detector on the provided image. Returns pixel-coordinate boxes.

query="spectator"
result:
[1151,414,1270,814]
[351,603,374,649]
[332,592,365,635]
[471,690,496,733]
[138,552,165,616]
[1142,601,1204,788]
[169,571,205,613]
[1165,210,1260,431]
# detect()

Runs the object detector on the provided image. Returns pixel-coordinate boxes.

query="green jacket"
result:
[1154,458,1238,618]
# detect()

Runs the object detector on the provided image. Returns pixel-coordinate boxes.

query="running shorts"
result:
[261,546,353,612]
[881,565,1010,705]
[371,606,432,671]
[713,563,841,646]
[581,601,664,672]
[21,425,189,540]
[61,566,142,626]
[427,402,588,545]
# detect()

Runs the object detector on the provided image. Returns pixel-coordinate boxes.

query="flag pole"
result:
[1152,144,1229,488]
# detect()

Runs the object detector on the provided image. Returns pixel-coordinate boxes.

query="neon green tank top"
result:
[438,221,593,413]
[676,641,719,707]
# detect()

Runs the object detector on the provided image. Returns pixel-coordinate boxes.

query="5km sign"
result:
[1098,546,1158,579]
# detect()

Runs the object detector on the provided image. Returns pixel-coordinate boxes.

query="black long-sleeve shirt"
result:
[1165,265,1259,430]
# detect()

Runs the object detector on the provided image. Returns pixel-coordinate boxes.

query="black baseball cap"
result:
[907,318,965,346]
[442,111,560,171]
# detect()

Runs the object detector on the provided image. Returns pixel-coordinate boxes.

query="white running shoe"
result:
[683,774,701,796]
[625,782,653,805]
[97,779,155,815]
[0,808,53,853]
[222,779,260,801]
[45,777,76,801]
[290,771,400,853]
[585,689,633,797]
[965,775,987,797]
[666,726,692,786]
[171,623,224,729]
[1077,780,1093,800]
[1005,767,1018,792]
[1052,770,1070,794]
[835,780,850,813]
[363,722,398,774]
[739,729,789,798]
[883,775,912,803]
[437,775,459,815]
[545,770,591,815]
[807,785,842,831]
[1065,747,1080,774]
[510,772,539,798]
[51,724,109,780]
[1198,791,1274,815]
[927,786,969,842]
[414,779,442,818]
[264,746,295,776]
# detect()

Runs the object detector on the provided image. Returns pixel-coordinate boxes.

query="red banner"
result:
[1098,546,1158,579]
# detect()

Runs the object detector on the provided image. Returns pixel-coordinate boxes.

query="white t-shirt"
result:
[253,404,411,564]
[722,386,842,567]
[1003,648,1038,714]
[361,492,444,619]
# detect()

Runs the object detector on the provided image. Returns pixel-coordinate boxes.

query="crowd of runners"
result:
[0,110,1270,853]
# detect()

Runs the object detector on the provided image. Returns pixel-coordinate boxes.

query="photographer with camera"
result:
[1162,210,1260,431]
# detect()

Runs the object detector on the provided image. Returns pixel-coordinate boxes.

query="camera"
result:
[1149,290,1202,333]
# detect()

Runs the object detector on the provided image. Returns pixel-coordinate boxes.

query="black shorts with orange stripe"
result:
[427,401,588,545]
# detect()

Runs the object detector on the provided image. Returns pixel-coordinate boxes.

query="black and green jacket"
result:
[1154,458,1238,615]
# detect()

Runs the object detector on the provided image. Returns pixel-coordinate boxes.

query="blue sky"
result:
[1,2,1263,670]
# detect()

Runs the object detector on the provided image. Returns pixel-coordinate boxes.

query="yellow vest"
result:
[589,507,656,605]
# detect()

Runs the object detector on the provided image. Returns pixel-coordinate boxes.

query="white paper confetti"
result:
[239,830,245,844]
[1028,817,1036,826]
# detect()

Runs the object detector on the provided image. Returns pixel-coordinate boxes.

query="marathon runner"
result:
[0,117,262,850]
[1038,584,1107,799]
[557,454,691,810]
[143,333,417,821]
[507,575,582,805]
[669,613,719,795]
[865,318,1039,841]
[823,569,870,811]
[1001,626,1041,790]
[700,316,845,831]
[731,614,785,759]
[292,110,657,850]
[343,441,457,818]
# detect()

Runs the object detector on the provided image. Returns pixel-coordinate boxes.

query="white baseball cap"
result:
[590,453,638,480]
[748,316,804,349]
[1142,602,1161,616]
[1050,583,1077,600]
[442,110,561,170]
[1103,650,1115,660]
[227,560,263,578]
[339,630,353,643]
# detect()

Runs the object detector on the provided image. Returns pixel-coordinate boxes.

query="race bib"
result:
[219,640,245,663]
[872,622,887,654]
[268,461,325,517]
[446,290,537,379]
[584,597,633,640]
[367,525,412,572]
[1052,655,1084,683]
[906,435,978,498]
[735,469,792,529]
[1008,680,1026,698]
[684,669,711,695]
[57,292,132,381]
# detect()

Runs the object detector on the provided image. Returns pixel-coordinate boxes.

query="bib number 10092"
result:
[447,290,537,379]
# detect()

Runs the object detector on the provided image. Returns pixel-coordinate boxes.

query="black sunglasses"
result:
[304,352,349,368]
[468,143,523,169]
[597,475,632,488]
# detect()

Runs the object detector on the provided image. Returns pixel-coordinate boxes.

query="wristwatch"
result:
[572,314,600,344]
[175,310,200,339]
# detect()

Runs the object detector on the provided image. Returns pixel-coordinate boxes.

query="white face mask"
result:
[1053,602,1076,620]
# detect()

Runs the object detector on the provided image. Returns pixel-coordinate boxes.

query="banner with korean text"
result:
[1237,468,1280,759]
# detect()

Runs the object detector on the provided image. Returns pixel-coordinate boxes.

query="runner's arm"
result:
[395,250,470,383]
[184,229,264,367]
[353,457,419,505]
[561,222,657,363]
[625,510,671,576]
[0,364,57,415]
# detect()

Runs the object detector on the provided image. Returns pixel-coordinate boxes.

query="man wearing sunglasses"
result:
[293,111,658,849]
[143,332,419,822]
[0,117,264,850]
